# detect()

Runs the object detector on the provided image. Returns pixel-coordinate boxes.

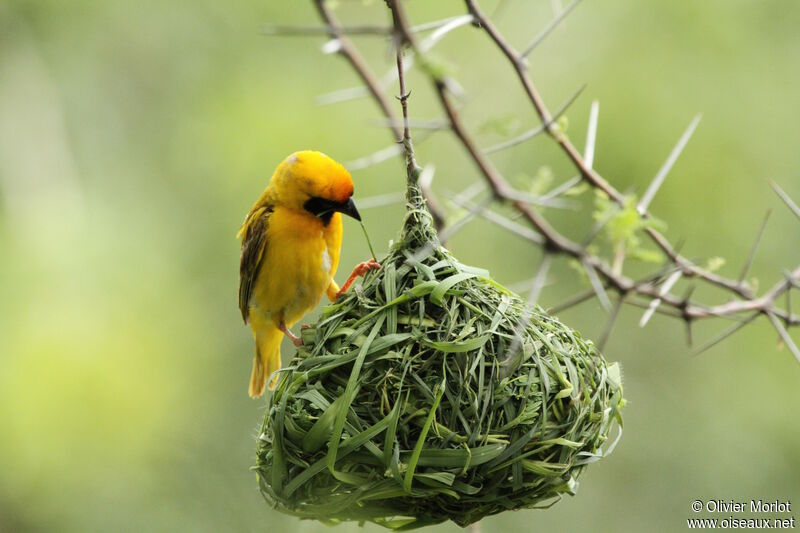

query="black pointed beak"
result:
[304,196,361,222]
[337,197,361,221]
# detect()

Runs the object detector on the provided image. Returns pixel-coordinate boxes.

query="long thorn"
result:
[317,85,370,105]
[347,129,440,171]
[261,24,390,36]
[769,179,800,221]
[529,254,552,303]
[375,117,448,130]
[693,313,759,356]
[685,320,694,348]
[738,209,771,283]
[766,311,800,364]
[411,15,476,33]
[583,260,612,311]
[639,270,682,327]
[548,288,598,314]
[449,181,486,204]
[598,296,623,351]
[316,57,413,107]
[357,191,406,209]
[484,85,586,154]
[637,115,701,215]
[419,14,474,53]
[437,194,493,244]
[584,100,599,168]
[624,298,684,319]
[521,0,583,58]
[544,177,581,202]
[448,196,545,244]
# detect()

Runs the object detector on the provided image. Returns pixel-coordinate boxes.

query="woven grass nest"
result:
[255,174,624,529]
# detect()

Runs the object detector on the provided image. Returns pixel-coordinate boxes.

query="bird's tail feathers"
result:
[249,326,283,398]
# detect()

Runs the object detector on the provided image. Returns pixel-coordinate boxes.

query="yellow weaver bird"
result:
[238,151,379,397]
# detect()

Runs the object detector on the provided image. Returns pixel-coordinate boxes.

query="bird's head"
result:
[270,150,360,225]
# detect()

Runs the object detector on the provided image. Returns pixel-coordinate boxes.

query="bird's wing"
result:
[238,205,272,323]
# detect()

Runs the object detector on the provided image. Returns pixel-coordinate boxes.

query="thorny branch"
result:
[313,0,447,230]
[269,0,800,361]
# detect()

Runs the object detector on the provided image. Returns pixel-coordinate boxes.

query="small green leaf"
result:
[478,114,520,137]
[563,182,589,197]
[553,115,569,134]
[630,248,663,263]
[529,167,554,196]
[705,256,726,273]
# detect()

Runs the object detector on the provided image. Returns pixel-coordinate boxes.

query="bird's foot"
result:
[336,259,381,300]
[279,321,303,347]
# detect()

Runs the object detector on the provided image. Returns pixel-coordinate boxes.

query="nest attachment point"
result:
[255,179,624,529]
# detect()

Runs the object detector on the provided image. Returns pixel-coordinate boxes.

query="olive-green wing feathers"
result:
[238,206,272,323]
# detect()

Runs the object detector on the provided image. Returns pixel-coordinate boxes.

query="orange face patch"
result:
[327,174,354,203]
[290,150,354,203]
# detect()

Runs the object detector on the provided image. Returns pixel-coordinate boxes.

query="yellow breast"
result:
[251,207,342,327]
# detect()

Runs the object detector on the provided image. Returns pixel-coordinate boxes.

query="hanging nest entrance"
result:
[255,172,624,529]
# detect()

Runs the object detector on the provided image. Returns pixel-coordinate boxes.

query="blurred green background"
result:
[1,1,798,531]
